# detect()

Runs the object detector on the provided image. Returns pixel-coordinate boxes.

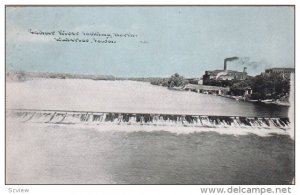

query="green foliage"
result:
[168,73,187,88]
[251,72,290,100]
[230,79,252,96]
[150,78,169,87]
[151,71,291,101]
[150,73,187,88]
[229,72,290,100]
[204,79,235,87]
[16,70,26,81]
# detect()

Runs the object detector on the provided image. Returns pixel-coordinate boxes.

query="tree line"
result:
[151,72,291,101]
[150,73,187,88]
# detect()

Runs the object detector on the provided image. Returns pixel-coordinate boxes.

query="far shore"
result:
[6,72,291,107]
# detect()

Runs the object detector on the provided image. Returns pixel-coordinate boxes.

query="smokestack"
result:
[224,57,239,70]
[243,67,247,79]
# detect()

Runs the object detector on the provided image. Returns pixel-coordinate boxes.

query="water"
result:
[6,79,289,117]
[6,121,294,184]
[8,109,291,129]
[6,79,295,184]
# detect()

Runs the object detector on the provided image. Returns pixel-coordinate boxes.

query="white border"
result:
[0,1,298,195]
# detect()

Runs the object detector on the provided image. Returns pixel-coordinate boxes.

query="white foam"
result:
[9,119,290,138]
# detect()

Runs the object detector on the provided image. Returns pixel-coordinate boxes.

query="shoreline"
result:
[167,84,290,107]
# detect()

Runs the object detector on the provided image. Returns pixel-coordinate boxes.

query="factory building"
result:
[203,57,247,85]
[265,67,294,74]
[264,68,294,79]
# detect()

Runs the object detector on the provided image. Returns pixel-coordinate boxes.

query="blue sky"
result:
[6,6,294,77]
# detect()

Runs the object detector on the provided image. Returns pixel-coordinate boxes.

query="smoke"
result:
[224,57,239,70]
[225,57,239,62]
[238,57,262,69]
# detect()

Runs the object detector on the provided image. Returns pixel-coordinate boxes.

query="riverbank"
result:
[173,83,290,107]
[217,94,290,107]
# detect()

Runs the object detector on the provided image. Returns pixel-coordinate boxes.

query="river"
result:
[6,79,294,184]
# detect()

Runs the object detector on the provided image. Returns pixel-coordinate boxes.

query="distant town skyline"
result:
[6,6,294,77]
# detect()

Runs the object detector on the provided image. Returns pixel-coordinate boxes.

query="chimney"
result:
[243,67,247,79]
[223,57,238,71]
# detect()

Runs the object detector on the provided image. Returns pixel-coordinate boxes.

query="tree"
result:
[251,72,290,100]
[168,73,187,88]
[230,79,252,96]
[17,70,26,81]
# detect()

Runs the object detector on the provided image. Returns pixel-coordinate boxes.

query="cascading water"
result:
[8,109,290,130]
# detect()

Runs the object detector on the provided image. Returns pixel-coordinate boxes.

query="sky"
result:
[6,6,294,77]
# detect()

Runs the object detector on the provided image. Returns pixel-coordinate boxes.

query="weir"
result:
[7,109,290,130]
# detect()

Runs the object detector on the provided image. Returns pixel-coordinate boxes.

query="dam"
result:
[8,109,290,130]
[6,79,294,184]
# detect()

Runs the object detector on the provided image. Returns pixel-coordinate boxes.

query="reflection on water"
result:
[251,103,289,118]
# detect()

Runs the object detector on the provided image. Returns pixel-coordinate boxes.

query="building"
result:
[202,57,248,85]
[184,83,230,95]
[203,69,247,82]
[203,67,247,85]
[265,67,294,74]
[186,78,203,85]
[264,68,294,78]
